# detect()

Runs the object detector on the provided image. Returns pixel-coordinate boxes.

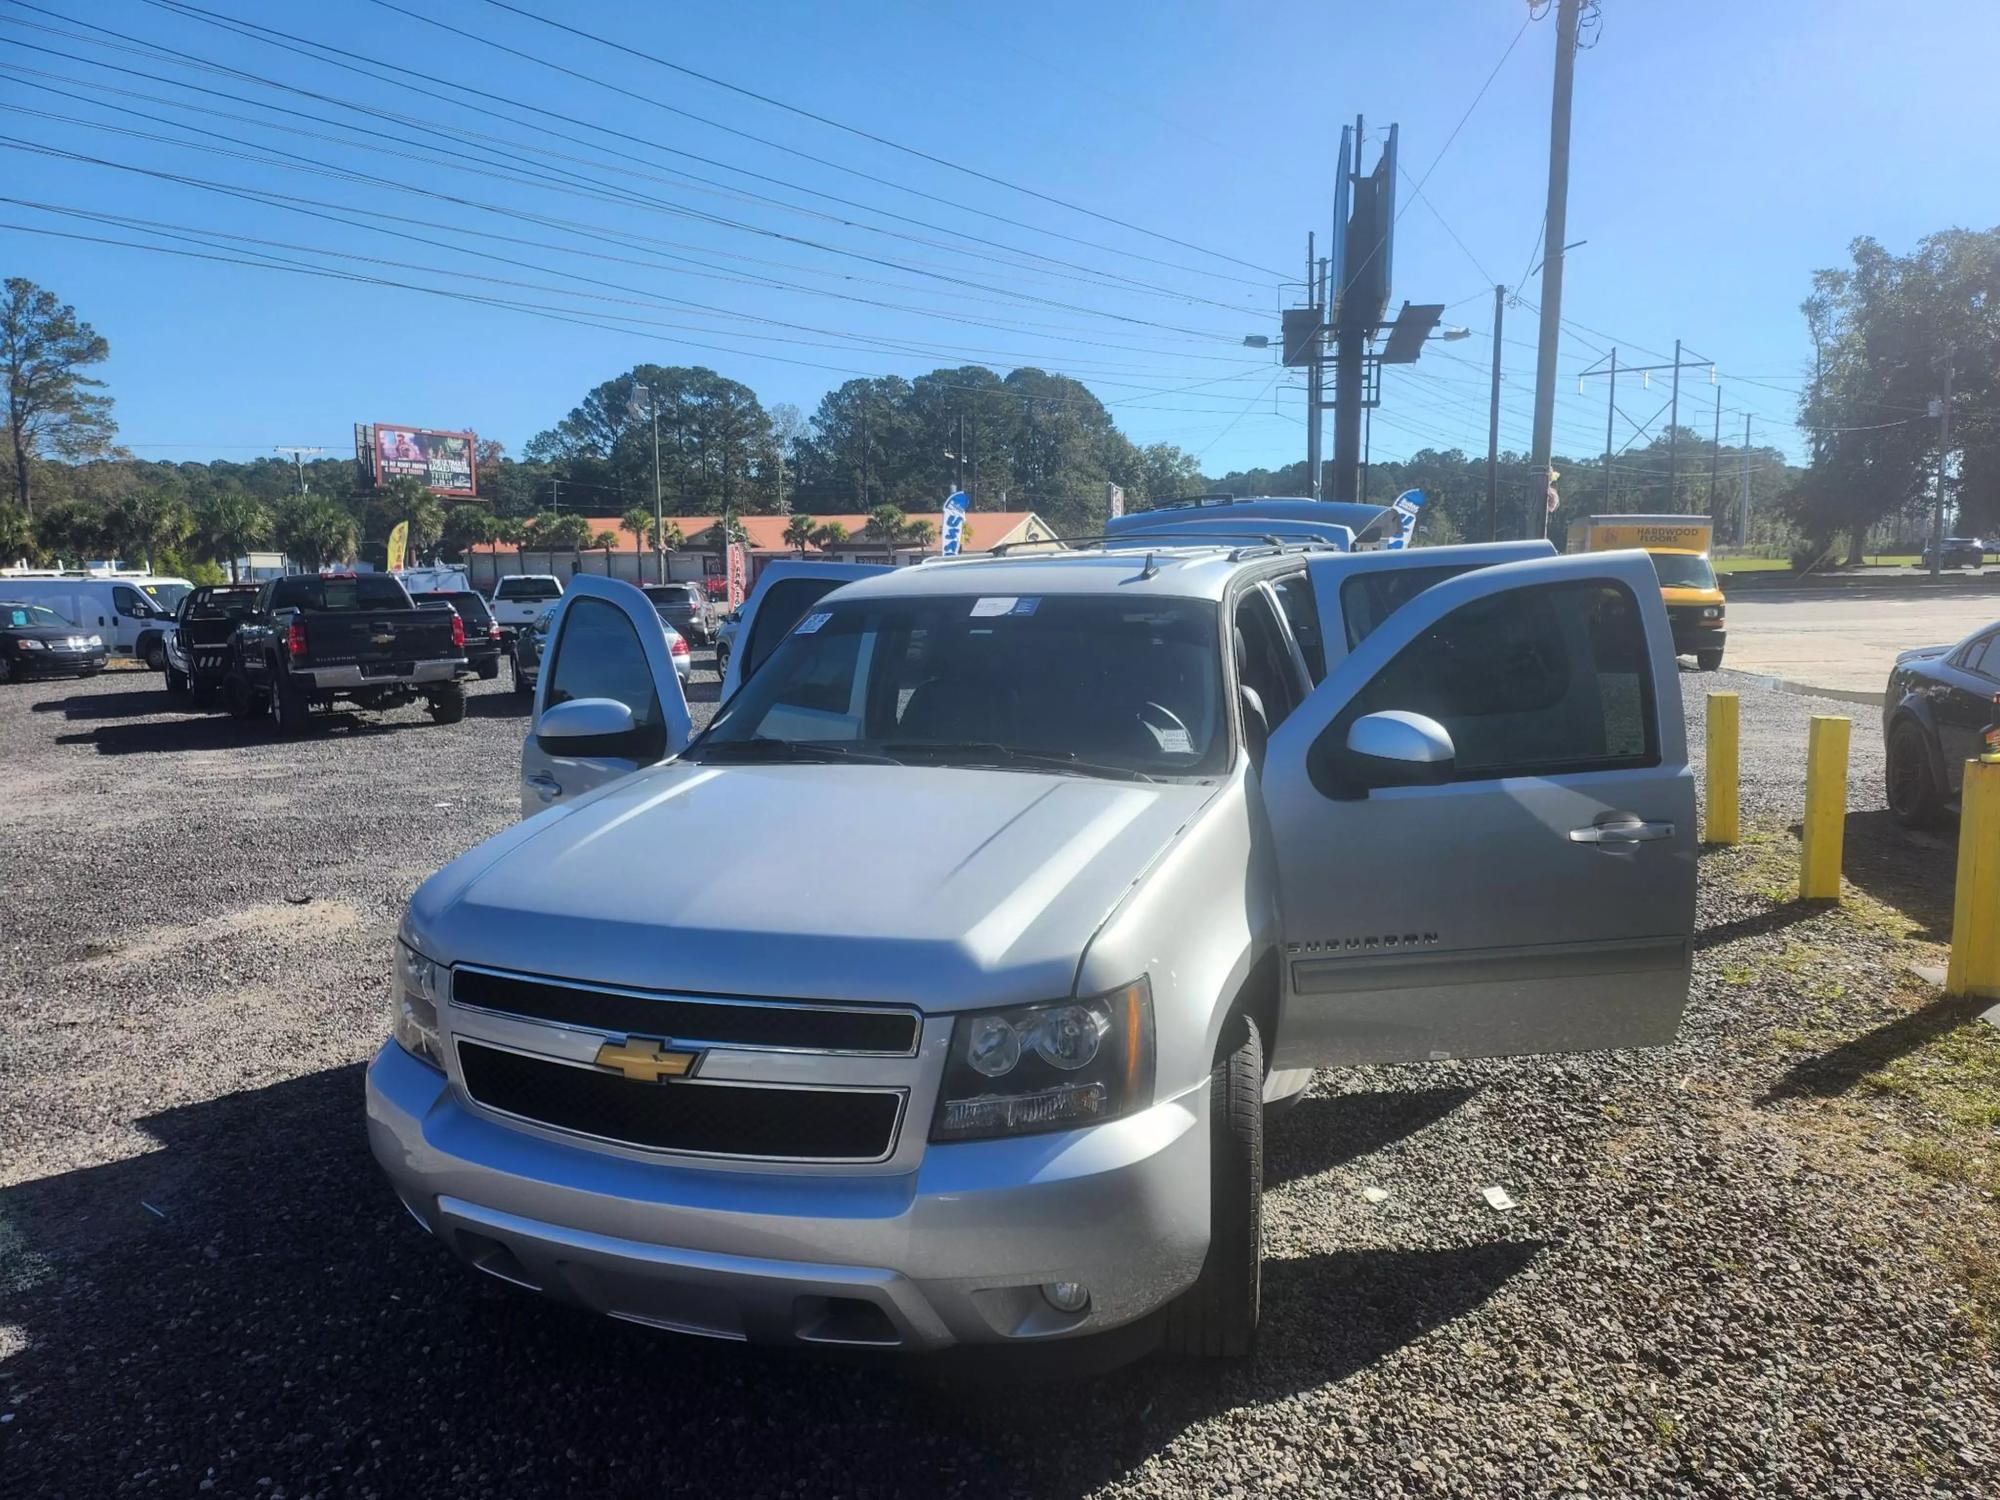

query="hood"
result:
[410,762,1217,1010]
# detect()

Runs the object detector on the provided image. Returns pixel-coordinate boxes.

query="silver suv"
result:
[370,541,1695,1358]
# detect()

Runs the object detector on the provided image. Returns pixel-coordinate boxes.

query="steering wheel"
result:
[1138,700,1197,756]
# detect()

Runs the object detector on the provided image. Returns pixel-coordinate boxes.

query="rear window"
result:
[644,585,700,609]
[745,577,846,677]
[188,589,261,620]
[498,577,563,601]
[418,591,495,628]
[1339,564,1479,648]
[269,575,412,611]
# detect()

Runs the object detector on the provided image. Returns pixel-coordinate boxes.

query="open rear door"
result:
[518,576,692,817]
[1261,550,1696,1068]
[720,559,893,700]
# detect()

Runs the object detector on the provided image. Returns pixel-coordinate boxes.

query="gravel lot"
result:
[2,660,1995,1498]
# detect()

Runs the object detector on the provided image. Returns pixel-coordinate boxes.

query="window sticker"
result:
[793,611,832,635]
[1009,597,1041,616]
[969,596,1018,617]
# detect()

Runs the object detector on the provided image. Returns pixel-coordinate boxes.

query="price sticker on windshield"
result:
[793,611,832,635]
[969,597,1018,617]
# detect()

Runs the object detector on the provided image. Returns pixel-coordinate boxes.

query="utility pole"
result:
[649,387,665,585]
[1666,338,1682,510]
[1930,355,1954,578]
[549,477,561,514]
[274,445,324,495]
[1600,348,1617,508]
[1485,284,1504,540]
[1707,383,1722,521]
[1738,413,1752,545]
[1529,0,1581,537]
[969,406,979,506]
[1304,233,1324,498]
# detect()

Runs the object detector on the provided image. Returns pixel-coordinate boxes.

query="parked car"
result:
[415,590,504,680]
[222,572,467,733]
[164,584,263,706]
[0,574,187,667]
[508,604,555,699]
[642,581,716,645]
[488,575,565,640]
[713,606,742,680]
[1882,619,2000,825]
[371,536,1696,1362]
[1918,537,1987,569]
[0,599,106,682]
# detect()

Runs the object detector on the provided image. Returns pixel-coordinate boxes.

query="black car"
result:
[1883,620,2000,825]
[642,582,715,645]
[0,600,108,682]
[415,590,504,680]
[1918,537,1987,570]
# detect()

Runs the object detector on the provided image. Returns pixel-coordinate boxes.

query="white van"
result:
[1,576,189,667]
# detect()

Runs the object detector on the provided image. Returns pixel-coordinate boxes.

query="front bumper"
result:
[7,649,106,676]
[366,1040,1208,1351]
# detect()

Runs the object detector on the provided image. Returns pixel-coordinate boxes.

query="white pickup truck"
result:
[370,508,1695,1360]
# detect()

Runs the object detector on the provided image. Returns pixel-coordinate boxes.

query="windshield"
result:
[4,604,72,629]
[1648,553,1717,590]
[141,581,190,611]
[690,593,1226,779]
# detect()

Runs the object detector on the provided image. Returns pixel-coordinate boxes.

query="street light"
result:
[1435,326,1472,342]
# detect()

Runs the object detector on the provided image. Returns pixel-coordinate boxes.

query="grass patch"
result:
[1712,556,1795,574]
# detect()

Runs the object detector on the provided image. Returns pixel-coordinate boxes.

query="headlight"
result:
[1701,605,1723,620]
[18,638,44,651]
[931,978,1154,1142]
[86,633,103,646]
[391,937,444,1070]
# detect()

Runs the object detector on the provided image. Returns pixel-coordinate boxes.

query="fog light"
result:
[1041,1281,1090,1314]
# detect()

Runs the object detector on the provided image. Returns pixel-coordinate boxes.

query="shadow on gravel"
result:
[56,713,436,756]
[684,676,722,706]
[1266,1087,1477,1188]
[1759,992,1988,1104]
[30,687,167,720]
[467,690,532,719]
[1828,808,1957,942]
[0,1067,1537,1498]
[1693,903,1820,951]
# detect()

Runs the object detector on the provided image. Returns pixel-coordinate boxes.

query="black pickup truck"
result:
[165,584,263,707]
[222,572,468,733]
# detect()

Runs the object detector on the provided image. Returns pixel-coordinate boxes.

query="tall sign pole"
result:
[1485,283,1504,541]
[1529,0,1581,537]
[1304,232,1323,498]
[650,390,665,585]
[1930,356,1954,578]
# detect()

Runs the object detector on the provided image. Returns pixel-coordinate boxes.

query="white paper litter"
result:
[1361,1187,1390,1205]
[1481,1185,1517,1212]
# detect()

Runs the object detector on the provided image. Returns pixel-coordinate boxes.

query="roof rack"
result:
[981,532,1347,561]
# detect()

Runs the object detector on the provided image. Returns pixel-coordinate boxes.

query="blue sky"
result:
[2,0,1995,483]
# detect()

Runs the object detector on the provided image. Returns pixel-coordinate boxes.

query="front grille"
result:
[452,967,920,1055]
[457,1040,903,1161]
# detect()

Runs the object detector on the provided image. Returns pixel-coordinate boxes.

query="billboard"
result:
[365,424,478,497]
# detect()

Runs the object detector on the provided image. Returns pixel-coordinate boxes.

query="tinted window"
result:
[419,591,494,629]
[269,576,412,611]
[499,578,562,601]
[1268,572,1326,681]
[1964,634,2000,681]
[114,586,149,615]
[1340,564,1475,648]
[1234,588,1302,730]
[745,577,846,677]
[543,598,666,761]
[1347,581,1657,779]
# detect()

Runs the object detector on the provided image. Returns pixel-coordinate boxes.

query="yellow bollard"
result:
[1946,760,2000,998]
[1798,715,1850,901]
[1706,692,1740,845]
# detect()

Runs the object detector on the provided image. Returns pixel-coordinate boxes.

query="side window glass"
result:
[1965,635,1999,681]
[114,586,146,615]
[1233,589,1302,730]
[544,598,666,761]
[1338,564,1467,649]
[746,578,841,677]
[1348,581,1657,779]
[1270,573,1326,682]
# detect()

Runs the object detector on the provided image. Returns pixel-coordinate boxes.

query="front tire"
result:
[1886,719,1946,828]
[1696,648,1724,672]
[221,669,258,720]
[427,681,467,723]
[142,637,167,671]
[509,651,532,698]
[1160,1015,1264,1359]
[164,665,189,695]
[269,672,311,735]
[477,658,501,681]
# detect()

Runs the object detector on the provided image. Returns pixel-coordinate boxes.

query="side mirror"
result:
[1339,710,1456,789]
[532,700,632,756]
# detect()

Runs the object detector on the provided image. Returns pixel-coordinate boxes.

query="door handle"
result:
[527,771,562,802]
[1569,819,1675,845]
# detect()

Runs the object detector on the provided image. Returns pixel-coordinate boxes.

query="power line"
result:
[452,0,1287,279]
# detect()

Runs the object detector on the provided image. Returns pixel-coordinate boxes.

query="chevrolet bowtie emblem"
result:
[371,631,396,648]
[594,1036,700,1083]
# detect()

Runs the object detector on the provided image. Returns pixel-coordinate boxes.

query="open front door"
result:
[1261,550,1696,1068]
[519,576,692,817]
[719,559,893,700]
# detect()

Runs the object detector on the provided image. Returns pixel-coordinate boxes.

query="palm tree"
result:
[275,496,358,571]
[783,512,818,554]
[441,505,497,563]
[620,505,655,582]
[812,520,848,551]
[198,491,272,581]
[591,529,619,573]
[866,503,908,543]
[546,512,594,573]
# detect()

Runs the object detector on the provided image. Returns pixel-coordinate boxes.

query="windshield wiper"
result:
[689,738,898,765]
[882,741,1156,782]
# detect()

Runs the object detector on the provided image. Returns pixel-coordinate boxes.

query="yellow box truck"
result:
[1567,514,1727,670]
